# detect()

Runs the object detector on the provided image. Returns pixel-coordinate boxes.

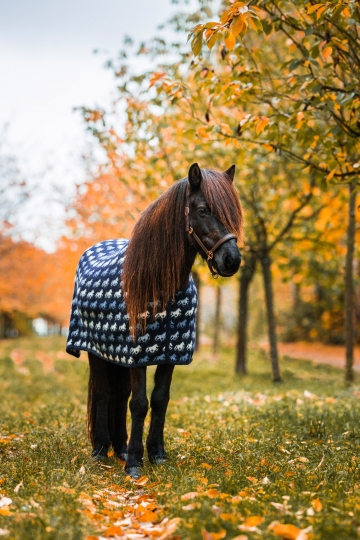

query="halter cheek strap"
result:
[185,186,237,278]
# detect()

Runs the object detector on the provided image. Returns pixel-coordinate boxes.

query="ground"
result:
[1,337,360,540]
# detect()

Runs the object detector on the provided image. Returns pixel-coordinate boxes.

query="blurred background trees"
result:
[1,0,359,383]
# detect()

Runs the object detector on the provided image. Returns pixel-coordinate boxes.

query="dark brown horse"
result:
[82,163,243,478]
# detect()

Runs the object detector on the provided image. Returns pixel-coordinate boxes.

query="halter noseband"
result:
[185,185,237,278]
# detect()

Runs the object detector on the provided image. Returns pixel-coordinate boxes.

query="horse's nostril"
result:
[224,253,241,271]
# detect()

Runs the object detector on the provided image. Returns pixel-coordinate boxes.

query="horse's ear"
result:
[224,164,236,182]
[188,163,202,191]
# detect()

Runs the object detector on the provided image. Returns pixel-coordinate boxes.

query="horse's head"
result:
[186,163,242,278]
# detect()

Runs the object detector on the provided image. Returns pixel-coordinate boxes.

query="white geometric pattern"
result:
[66,239,197,367]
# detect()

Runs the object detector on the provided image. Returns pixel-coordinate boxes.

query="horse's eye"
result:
[198,207,208,217]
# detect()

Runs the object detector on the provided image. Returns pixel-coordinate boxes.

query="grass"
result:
[1,337,360,539]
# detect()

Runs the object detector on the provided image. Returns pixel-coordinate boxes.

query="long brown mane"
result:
[122,168,243,334]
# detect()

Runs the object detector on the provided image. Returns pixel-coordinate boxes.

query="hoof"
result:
[126,466,142,479]
[149,454,168,465]
[116,452,128,462]
[92,452,108,461]
[92,454,112,465]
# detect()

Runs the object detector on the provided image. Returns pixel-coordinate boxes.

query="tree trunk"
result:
[213,286,222,355]
[260,250,282,382]
[193,271,201,351]
[236,252,257,374]
[345,180,357,384]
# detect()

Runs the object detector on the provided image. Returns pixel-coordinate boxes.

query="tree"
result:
[184,0,359,382]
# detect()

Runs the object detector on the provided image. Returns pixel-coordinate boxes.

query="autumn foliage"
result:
[1,0,359,382]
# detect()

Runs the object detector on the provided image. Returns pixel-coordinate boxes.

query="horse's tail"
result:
[87,352,102,446]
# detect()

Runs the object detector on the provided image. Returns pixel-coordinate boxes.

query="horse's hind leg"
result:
[126,366,148,478]
[146,364,174,464]
[108,363,131,461]
[88,353,111,460]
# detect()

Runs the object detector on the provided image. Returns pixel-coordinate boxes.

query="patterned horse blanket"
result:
[66,239,197,367]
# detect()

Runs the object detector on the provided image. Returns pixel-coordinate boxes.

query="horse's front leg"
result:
[147,364,174,464]
[126,366,148,478]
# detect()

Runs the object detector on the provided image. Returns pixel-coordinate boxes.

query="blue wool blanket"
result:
[66,239,197,367]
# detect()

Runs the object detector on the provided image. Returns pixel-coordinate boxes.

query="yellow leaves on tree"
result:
[256,116,270,134]
[189,1,262,57]
[149,72,167,88]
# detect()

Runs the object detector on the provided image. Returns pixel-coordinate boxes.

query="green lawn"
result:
[1,337,360,539]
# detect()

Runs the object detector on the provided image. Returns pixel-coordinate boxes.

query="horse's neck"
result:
[180,241,197,290]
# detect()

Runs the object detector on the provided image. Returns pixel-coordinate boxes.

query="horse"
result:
[66,163,243,478]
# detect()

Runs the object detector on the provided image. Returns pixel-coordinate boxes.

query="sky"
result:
[0,0,181,247]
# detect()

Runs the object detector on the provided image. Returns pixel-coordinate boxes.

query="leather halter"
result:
[185,185,237,278]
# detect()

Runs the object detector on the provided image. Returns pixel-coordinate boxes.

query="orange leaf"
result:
[317,5,327,18]
[220,122,233,135]
[232,16,245,37]
[224,32,236,50]
[312,498,322,512]
[134,475,148,486]
[263,144,274,152]
[207,488,220,498]
[149,72,166,88]
[243,516,263,527]
[256,116,270,134]
[248,16,258,32]
[247,476,258,484]
[199,477,209,485]
[307,3,323,14]
[196,126,211,140]
[322,46,332,58]
[202,529,226,540]
[137,509,157,522]
[103,526,123,537]
[326,169,336,181]
[268,523,301,540]
[201,462,212,469]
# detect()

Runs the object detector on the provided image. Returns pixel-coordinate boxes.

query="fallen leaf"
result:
[201,463,212,469]
[239,515,264,531]
[199,477,209,485]
[246,476,258,484]
[0,498,12,508]
[202,529,226,540]
[14,481,23,493]
[181,492,198,501]
[0,530,9,537]
[268,522,302,539]
[312,498,322,512]
[103,526,123,537]
[79,465,85,475]
[207,489,220,498]
[134,476,148,486]
[182,503,201,511]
